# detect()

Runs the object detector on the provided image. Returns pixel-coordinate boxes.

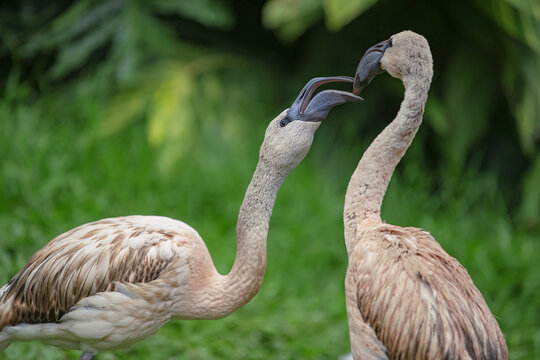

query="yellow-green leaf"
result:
[262,0,323,41]
[323,0,378,31]
[99,89,148,137]
[147,68,192,147]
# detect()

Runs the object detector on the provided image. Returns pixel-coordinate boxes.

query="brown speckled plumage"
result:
[344,31,508,359]
[1,219,176,327]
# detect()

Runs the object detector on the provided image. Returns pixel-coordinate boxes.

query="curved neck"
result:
[228,161,286,299]
[344,76,430,245]
[199,160,287,318]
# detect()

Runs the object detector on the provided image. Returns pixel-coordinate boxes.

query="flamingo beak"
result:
[283,76,363,126]
[353,38,392,95]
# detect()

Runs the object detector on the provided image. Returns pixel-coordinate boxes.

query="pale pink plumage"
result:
[344,31,508,359]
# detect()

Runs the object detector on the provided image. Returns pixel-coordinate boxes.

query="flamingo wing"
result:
[353,225,507,359]
[0,215,199,330]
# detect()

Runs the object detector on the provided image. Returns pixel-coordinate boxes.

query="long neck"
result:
[344,76,430,244]
[229,161,285,298]
[201,160,287,317]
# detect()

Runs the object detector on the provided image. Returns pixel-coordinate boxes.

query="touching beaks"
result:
[353,38,392,95]
[286,76,363,125]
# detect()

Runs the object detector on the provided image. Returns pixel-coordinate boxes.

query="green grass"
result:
[0,81,539,360]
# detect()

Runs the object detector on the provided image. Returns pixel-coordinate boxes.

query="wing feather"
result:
[354,225,507,359]
[0,216,198,330]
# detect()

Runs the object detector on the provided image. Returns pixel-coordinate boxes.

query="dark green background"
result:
[1,0,539,358]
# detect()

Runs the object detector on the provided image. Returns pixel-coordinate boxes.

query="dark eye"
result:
[280,116,292,127]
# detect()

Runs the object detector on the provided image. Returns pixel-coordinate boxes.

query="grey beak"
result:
[353,38,392,95]
[303,89,363,121]
[283,76,362,126]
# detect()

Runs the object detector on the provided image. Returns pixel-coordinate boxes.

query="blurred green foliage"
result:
[0,0,539,359]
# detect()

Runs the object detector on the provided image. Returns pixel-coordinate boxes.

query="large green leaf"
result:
[323,0,378,31]
[476,0,540,55]
[474,0,540,153]
[514,56,540,153]
[148,0,235,29]
[99,53,244,173]
[20,0,224,83]
[502,46,540,154]
[262,0,323,41]
[50,18,119,79]
[22,0,122,56]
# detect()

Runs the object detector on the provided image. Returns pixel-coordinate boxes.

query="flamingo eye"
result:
[280,116,292,127]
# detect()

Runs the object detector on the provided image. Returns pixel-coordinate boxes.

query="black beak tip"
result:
[352,79,365,96]
[352,38,392,95]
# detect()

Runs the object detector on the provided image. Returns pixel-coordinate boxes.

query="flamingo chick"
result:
[0,77,361,359]
[343,31,508,359]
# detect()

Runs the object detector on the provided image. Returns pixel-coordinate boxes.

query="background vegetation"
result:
[0,0,539,359]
